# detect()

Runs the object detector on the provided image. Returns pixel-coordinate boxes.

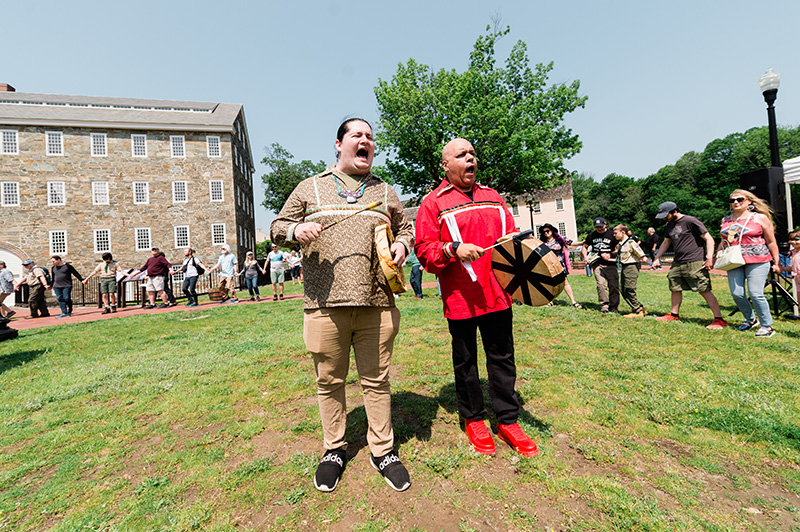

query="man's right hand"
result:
[294,222,322,245]
[456,243,484,263]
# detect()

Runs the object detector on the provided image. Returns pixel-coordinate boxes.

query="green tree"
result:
[260,143,326,213]
[374,25,587,199]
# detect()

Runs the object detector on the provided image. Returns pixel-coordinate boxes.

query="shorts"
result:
[667,260,712,292]
[146,275,166,292]
[99,277,117,294]
[271,269,285,284]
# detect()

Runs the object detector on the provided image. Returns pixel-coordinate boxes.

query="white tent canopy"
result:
[785,156,800,184]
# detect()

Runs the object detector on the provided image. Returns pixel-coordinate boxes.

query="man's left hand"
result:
[391,242,407,266]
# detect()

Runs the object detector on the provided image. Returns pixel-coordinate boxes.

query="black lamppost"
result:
[758,68,782,167]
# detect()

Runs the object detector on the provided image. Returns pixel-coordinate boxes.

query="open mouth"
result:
[466,164,476,174]
[356,148,369,159]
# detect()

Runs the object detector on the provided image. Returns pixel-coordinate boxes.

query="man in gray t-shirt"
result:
[652,201,726,329]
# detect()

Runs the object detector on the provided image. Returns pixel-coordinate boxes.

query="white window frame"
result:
[92,181,109,205]
[135,227,152,251]
[532,201,542,214]
[93,229,111,253]
[206,136,221,158]
[558,222,567,237]
[90,133,107,157]
[45,131,64,156]
[172,181,188,203]
[48,181,66,206]
[170,135,185,158]
[209,180,224,202]
[1,130,19,155]
[211,223,226,245]
[49,230,67,255]
[174,225,190,248]
[133,182,149,205]
[555,198,564,211]
[131,134,147,157]
[1,182,20,206]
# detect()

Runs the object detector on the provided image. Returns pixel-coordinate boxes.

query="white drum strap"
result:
[444,213,477,282]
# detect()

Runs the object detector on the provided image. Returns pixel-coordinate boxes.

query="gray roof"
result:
[0,91,243,132]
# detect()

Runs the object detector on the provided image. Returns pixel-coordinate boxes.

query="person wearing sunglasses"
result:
[652,201,727,329]
[538,223,581,308]
[717,190,781,337]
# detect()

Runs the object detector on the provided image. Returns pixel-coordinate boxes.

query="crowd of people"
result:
[1,243,304,320]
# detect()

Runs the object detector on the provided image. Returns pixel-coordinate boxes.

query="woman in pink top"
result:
[717,189,781,337]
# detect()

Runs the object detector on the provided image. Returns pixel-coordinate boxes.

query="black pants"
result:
[182,275,198,304]
[447,308,518,425]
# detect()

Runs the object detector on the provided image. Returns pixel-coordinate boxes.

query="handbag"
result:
[714,213,752,272]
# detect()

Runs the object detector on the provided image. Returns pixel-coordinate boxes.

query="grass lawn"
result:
[2,269,800,531]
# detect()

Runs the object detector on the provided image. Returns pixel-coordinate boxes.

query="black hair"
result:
[51,255,61,261]
[336,117,372,142]
[102,252,113,261]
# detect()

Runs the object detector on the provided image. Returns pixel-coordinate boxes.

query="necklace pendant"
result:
[347,196,357,204]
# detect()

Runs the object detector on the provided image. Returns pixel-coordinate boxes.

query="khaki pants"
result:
[593,263,620,311]
[303,306,400,457]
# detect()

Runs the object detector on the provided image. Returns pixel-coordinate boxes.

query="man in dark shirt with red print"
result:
[581,217,619,313]
[652,201,726,329]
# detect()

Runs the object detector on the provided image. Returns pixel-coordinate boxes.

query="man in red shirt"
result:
[133,247,172,309]
[415,138,538,458]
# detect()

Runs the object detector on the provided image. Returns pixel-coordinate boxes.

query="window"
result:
[91,133,107,156]
[92,181,109,205]
[170,135,185,157]
[1,130,18,154]
[48,182,66,206]
[211,223,226,245]
[135,227,151,251]
[174,225,190,248]
[1,182,20,206]
[555,198,564,211]
[209,180,224,202]
[133,182,149,204]
[206,136,221,157]
[172,181,188,203]
[131,134,147,157]
[558,222,567,237]
[49,230,67,255]
[511,203,519,216]
[533,201,541,214]
[46,131,63,156]
[94,229,110,253]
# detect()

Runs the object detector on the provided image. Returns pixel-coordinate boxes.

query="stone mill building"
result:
[0,83,255,278]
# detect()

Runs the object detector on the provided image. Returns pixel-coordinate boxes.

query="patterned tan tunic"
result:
[270,166,413,310]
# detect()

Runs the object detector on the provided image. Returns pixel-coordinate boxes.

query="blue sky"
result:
[4,0,800,231]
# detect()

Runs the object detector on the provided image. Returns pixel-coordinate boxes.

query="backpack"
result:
[38,266,52,286]
[193,256,205,276]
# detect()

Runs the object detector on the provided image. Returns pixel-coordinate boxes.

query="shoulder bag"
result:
[715,213,752,272]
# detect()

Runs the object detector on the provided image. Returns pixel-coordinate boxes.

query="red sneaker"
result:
[497,423,539,457]
[464,419,495,455]
[706,318,728,330]
[656,314,680,322]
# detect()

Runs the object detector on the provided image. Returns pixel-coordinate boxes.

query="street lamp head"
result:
[758,68,781,93]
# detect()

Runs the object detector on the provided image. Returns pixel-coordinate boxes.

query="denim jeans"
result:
[53,285,72,315]
[409,265,423,297]
[182,275,198,304]
[245,276,260,296]
[726,261,772,327]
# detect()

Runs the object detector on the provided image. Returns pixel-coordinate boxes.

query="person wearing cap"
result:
[131,247,172,309]
[266,243,287,301]
[14,260,51,319]
[206,244,239,303]
[581,217,620,313]
[652,201,727,329]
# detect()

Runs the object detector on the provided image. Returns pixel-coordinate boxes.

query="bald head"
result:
[442,138,477,192]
